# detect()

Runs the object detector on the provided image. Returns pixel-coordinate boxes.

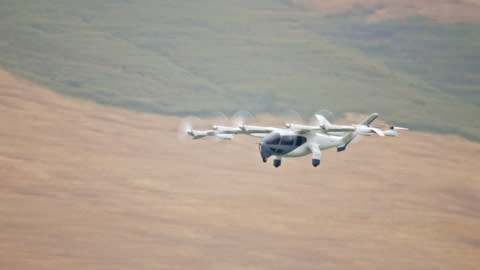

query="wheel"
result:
[273,159,281,168]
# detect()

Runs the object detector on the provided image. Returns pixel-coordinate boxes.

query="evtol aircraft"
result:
[179,112,407,167]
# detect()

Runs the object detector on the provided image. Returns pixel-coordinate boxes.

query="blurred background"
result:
[1,1,480,269]
[1,0,479,140]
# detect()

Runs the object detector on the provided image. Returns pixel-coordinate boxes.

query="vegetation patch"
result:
[0,1,479,140]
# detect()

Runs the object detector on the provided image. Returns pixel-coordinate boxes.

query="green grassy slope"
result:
[0,1,479,140]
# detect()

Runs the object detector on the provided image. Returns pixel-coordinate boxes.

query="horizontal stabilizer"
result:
[383,130,398,136]
[361,113,379,126]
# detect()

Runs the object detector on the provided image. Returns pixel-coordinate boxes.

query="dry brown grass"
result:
[0,68,480,269]
[295,0,480,22]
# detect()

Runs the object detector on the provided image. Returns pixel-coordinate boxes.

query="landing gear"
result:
[337,142,349,152]
[309,143,322,168]
[273,159,281,168]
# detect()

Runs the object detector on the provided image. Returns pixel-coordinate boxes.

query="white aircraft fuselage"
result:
[259,128,349,167]
[182,113,406,167]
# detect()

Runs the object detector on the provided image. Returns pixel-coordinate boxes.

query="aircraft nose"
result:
[259,142,272,162]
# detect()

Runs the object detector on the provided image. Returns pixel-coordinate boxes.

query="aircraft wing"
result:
[189,124,275,140]
[285,123,323,134]
[286,123,354,134]
[322,124,356,132]
[240,125,276,133]
[212,124,274,134]
[311,114,356,132]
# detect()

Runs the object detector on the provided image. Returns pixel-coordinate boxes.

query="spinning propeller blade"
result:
[279,109,304,125]
[232,110,255,127]
[178,116,199,142]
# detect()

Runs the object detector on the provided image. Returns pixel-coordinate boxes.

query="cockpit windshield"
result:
[280,136,294,145]
[263,133,280,145]
[260,134,307,158]
[295,136,307,146]
[263,133,307,147]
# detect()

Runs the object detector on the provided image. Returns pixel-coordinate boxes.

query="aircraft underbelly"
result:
[284,145,310,157]
[313,135,342,150]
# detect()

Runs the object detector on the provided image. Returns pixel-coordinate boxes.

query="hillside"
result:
[297,0,480,22]
[1,70,480,269]
[0,0,479,140]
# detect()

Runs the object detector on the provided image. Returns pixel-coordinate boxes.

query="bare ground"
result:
[0,68,479,269]
[295,0,480,22]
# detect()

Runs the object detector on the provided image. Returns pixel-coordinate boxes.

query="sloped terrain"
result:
[297,0,480,22]
[1,1,479,140]
[1,69,479,269]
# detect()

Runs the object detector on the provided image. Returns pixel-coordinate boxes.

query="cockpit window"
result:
[280,136,294,145]
[295,136,307,146]
[264,133,280,145]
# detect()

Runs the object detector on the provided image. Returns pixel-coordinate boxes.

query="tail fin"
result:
[361,113,379,126]
[338,131,356,152]
[313,114,331,127]
[338,113,379,151]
